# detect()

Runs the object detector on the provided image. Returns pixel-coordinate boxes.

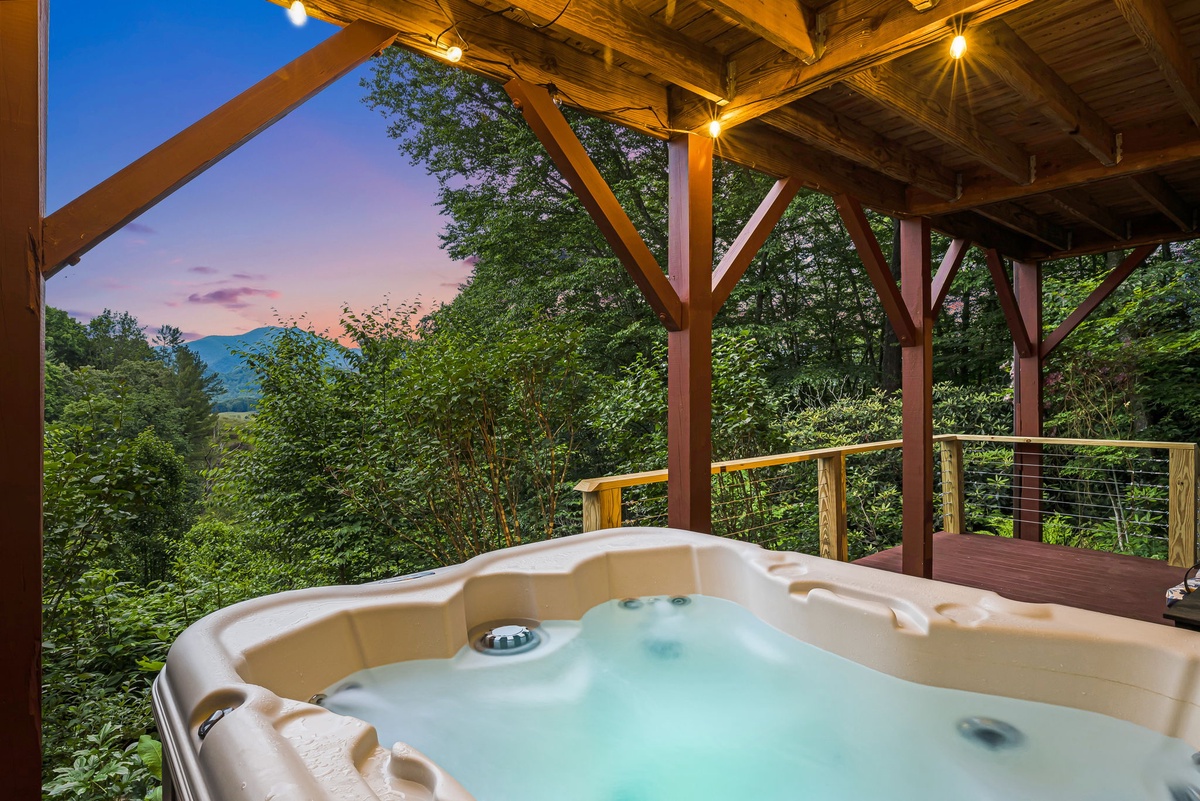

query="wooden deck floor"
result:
[853,532,1184,626]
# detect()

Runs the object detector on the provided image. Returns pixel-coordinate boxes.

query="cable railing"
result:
[575,434,1200,567]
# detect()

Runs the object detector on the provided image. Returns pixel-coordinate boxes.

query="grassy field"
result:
[218,411,256,424]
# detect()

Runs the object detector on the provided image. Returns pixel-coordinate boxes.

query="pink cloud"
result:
[231,272,267,280]
[187,286,280,310]
[188,265,219,275]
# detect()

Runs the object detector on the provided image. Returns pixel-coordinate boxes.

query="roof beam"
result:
[286,0,670,137]
[1041,244,1156,357]
[985,249,1034,358]
[719,121,909,211]
[845,63,1033,184]
[672,0,1040,132]
[909,125,1200,216]
[761,100,960,199]
[712,177,804,310]
[833,195,917,346]
[1128,172,1192,231]
[972,21,1119,166]
[1044,190,1126,241]
[932,238,971,318]
[931,212,1039,260]
[1113,0,1200,127]
[505,0,730,103]
[43,19,398,276]
[701,0,821,64]
[974,202,1068,251]
[506,79,683,330]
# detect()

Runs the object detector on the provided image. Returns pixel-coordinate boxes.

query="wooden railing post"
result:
[1169,445,1198,567]
[817,453,848,561]
[940,438,966,534]
[582,488,622,532]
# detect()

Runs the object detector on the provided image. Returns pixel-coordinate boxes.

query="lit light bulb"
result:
[445,45,463,63]
[950,34,967,59]
[287,1,308,26]
[707,119,722,138]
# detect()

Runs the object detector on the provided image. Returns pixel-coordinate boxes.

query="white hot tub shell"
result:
[153,528,1200,801]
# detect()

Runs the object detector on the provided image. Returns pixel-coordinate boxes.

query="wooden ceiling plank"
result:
[985,248,1034,357]
[505,79,683,330]
[290,0,671,137]
[972,20,1119,166]
[974,201,1069,250]
[844,64,1033,184]
[932,238,971,317]
[1128,171,1192,231]
[1045,190,1126,241]
[931,212,1039,260]
[700,0,819,63]
[672,0,1040,132]
[712,176,804,310]
[505,0,730,103]
[909,134,1200,216]
[833,194,918,346]
[1113,0,1200,126]
[43,19,398,275]
[761,100,960,199]
[1041,244,1157,357]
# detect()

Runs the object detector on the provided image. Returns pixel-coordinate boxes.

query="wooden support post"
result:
[1013,259,1044,541]
[901,217,935,578]
[940,438,966,534]
[1169,445,1198,567]
[817,453,849,561]
[667,134,714,533]
[0,1,47,796]
[581,488,623,531]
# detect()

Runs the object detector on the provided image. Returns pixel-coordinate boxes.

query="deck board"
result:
[853,532,1184,626]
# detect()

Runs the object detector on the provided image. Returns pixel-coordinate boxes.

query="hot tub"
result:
[153,528,1200,801]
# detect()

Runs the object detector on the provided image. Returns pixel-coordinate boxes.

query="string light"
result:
[950,34,967,59]
[287,1,308,26]
[707,119,722,138]
[445,45,464,62]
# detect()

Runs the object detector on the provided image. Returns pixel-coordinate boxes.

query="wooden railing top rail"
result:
[574,434,1199,493]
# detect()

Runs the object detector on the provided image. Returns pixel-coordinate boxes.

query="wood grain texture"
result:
[1128,172,1192,231]
[931,238,971,317]
[855,532,1182,625]
[506,80,683,330]
[1013,259,1043,542]
[985,249,1033,357]
[581,488,622,531]
[1045,190,1126,241]
[712,176,802,310]
[1041,244,1156,358]
[845,64,1032,184]
[0,1,46,795]
[703,0,818,63]
[833,194,917,346]
[761,101,959,199]
[940,439,966,534]
[1169,446,1198,568]
[900,216,934,578]
[1113,0,1200,126]
[817,453,849,561]
[666,134,714,533]
[973,20,1119,166]
[43,19,398,275]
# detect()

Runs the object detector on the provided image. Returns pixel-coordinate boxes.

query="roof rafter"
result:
[844,63,1033,184]
[1113,0,1200,126]
[700,0,821,64]
[672,0,1040,133]
[761,100,960,199]
[972,20,1119,166]
[974,201,1069,251]
[1044,190,1126,241]
[1128,172,1192,231]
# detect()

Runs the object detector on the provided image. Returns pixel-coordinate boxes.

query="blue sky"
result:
[46,0,468,340]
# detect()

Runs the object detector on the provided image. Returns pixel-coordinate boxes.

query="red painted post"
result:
[0,0,47,797]
[1013,259,1043,541]
[900,217,934,577]
[667,134,714,533]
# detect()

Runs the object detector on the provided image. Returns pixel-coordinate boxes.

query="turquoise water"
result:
[321,595,1199,800]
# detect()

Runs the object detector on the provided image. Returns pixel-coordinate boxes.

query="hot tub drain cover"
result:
[475,624,540,655]
[957,716,1025,750]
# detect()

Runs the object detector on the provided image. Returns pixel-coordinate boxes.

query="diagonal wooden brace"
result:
[711,177,803,311]
[1041,244,1157,357]
[986,248,1034,358]
[505,79,683,331]
[931,238,971,318]
[833,195,916,347]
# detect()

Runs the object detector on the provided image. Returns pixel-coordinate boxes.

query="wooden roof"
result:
[282,0,1200,260]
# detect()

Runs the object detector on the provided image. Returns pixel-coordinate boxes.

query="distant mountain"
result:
[186,327,355,412]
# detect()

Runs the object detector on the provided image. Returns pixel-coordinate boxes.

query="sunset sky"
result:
[46,0,470,341]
